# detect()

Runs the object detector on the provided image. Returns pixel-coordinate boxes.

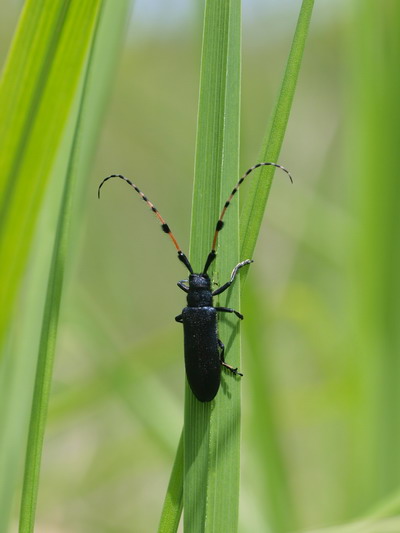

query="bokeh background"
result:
[2,0,400,532]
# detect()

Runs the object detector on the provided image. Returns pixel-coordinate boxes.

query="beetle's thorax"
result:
[187,273,212,307]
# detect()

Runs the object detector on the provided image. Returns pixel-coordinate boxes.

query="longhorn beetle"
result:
[98,162,292,402]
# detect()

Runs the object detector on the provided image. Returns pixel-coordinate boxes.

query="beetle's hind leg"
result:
[218,339,243,376]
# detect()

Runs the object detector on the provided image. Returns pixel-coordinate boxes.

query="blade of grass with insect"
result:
[158,2,314,532]
[11,2,131,532]
[183,1,242,532]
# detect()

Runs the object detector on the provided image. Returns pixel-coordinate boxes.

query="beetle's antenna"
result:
[98,174,193,274]
[203,162,293,274]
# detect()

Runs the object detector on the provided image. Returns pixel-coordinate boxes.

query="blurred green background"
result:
[2,0,400,532]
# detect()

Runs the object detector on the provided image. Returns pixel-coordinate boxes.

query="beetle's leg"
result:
[175,314,183,323]
[215,306,243,320]
[212,259,253,296]
[217,339,243,376]
[177,280,189,293]
[221,360,243,376]
[218,338,225,359]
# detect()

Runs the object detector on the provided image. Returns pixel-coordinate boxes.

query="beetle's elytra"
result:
[98,162,292,402]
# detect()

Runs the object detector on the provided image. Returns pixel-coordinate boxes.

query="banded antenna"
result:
[202,162,293,274]
[98,174,193,273]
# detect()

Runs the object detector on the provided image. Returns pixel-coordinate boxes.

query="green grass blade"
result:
[17,8,103,532]
[242,281,298,533]
[184,1,242,532]
[345,0,400,512]
[239,3,314,531]
[0,220,57,532]
[0,1,101,529]
[15,2,131,530]
[158,431,184,533]
[240,0,315,265]
[0,2,131,526]
[0,0,103,348]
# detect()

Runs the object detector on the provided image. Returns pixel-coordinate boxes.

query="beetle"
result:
[98,162,292,401]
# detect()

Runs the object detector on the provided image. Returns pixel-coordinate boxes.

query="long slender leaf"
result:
[240,0,315,265]
[0,0,102,348]
[184,1,242,532]
[158,432,184,533]
[160,3,315,532]
[347,0,400,512]
[0,1,102,530]
[18,7,103,532]
[239,3,314,531]
[15,1,131,531]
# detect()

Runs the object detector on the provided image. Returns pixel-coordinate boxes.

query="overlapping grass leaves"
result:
[0,1,130,531]
[158,1,314,532]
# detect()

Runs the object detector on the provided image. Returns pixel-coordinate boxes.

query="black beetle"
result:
[98,162,292,402]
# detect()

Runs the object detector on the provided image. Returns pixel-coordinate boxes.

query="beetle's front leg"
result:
[215,306,244,320]
[175,314,183,323]
[217,339,243,376]
[177,281,189,293]
[212,259,253,296]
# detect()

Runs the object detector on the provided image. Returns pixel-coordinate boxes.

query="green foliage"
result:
[0,1,130,531]
[0,0,97,346]
[240,0,314,269]
[183,1,242,532]
[1,0,400,532]
[347,0,400,513]
[159,1,313,532]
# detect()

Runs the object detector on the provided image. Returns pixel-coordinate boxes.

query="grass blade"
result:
[0,2,131,530]
[239,2,314,531]
[0,0,102,348]
[0,1,101,529]
[346,0,400,512]
[15,2,131,531]
[240,0,315,264]
[242,282,298,533]
[17,8,103,532]
[158,431,184,533]
[184,1,242,532]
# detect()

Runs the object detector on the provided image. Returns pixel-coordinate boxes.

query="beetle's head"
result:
[189,273,210,288]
